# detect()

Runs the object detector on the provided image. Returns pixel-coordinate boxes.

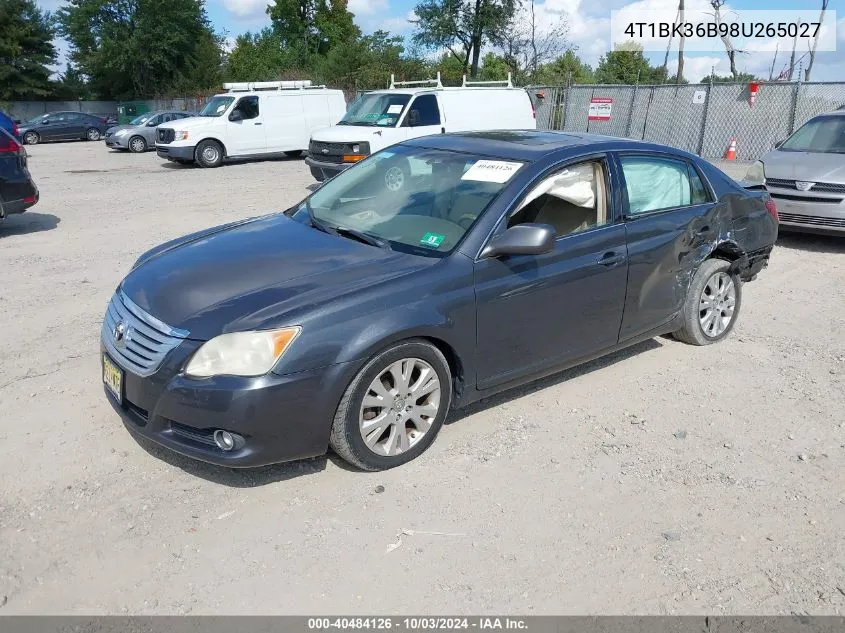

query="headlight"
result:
[744,160,765,185]
[114,129,128,137]
[176,130,189,141]
[184,327,301,378]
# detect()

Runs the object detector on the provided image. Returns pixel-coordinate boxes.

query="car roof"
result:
[403,130,692,162]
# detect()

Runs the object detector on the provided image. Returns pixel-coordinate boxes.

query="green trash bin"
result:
[117,102,150,125]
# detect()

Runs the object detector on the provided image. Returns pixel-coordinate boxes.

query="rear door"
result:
[227,96,266,155]
[401,94,443,140]
[613,152,717,341]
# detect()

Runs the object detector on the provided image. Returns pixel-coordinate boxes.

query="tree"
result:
[268,0,358,60]
[226,29,292,82]
[498,0,570,84]
[804,0,829,82]
[412,0,517,78]
[52,62,96,100]
[58,0,222,99]
[533,50,594,85]
[700,72,758,83]
[0,0,57,100]
[710,0,738,79]
[676,0,685,83]
[595,47,666,85]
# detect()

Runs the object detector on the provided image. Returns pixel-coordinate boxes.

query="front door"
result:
[474,157,629,389]
[227,96,266,156]
[401,94,443,141]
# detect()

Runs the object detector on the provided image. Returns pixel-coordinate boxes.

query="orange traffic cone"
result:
[725,137,737,160]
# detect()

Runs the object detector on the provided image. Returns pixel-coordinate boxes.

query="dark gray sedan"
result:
[101,131,778,471]
[19,111,110,145]
[105,111,195,153]
[744,111,845,235]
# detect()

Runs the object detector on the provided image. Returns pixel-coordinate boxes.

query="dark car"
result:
[100,131,778,471]
[0,126,39,223]
[0,111,20,142]
[19,111,109,145]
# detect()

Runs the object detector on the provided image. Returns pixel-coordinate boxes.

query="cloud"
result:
[222,0,269,19]
[349,0,388,17]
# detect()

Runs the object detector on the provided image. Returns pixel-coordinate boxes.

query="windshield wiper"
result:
[304,200,337,235]
[335,226,391,250]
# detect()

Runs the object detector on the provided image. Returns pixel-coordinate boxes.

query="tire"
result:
[195,139,223,168]
[284,150,303,158]
[673,258,742,346]
[23,131,39,145]
[329,340,453,471]
[128,136,147,153]
[383,158,410,193]
[86,128,101,141]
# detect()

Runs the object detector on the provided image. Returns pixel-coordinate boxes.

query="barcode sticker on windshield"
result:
[387,104,404,114]
[461,160,522,183]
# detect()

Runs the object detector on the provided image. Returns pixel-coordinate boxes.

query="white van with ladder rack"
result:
[156,80,346,168]
[305,72,536,181]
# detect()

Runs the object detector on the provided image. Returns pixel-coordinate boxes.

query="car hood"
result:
[312,123,395,144]
[762,149,845,183]
[120,214,431,340]
[107,125,138,134]
[158,116,220,131]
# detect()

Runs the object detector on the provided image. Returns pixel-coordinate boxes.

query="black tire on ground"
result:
[284,150,303,158]
[329,339,453,471]
[128,136,147,153]
[86,128,101,141]
[673,258,742,346]
[23,131,39,145]
[195,139,224,168]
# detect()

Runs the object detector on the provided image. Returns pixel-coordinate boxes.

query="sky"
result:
[36,0,845,83]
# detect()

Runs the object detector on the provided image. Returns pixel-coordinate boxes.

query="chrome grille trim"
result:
[101,289,189,377]
[766,178,845,194]
[779,212,845,228]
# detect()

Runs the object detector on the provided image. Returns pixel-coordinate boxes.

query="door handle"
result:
[253,122,262,125]
[598,252,626,266]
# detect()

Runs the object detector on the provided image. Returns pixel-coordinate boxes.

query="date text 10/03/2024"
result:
[307,618,528,630]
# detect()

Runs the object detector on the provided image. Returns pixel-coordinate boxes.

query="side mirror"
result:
[407,110,420,127]
[229,109,243,122]
[774,139,785,149]
[41,119,50,125]
[480,224,556,258]
[146,120,158,127]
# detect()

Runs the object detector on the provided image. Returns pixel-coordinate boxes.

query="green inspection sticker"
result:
[419,232,445,248]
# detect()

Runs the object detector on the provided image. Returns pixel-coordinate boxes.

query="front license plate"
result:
[103,354,123,404]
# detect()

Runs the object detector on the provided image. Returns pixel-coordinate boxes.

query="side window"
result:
[620,155,698,215]
[689,164,711,204]
[508,160,608,238]
[407,95,440,127]
[147,114,162,126]
[236,96,259,120]
[65,113,81,122]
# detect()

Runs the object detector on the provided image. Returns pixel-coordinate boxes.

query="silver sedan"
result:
[744,111,845,235]
[105,111,195,153]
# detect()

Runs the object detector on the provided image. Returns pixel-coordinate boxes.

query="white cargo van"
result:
[305,73,536,181]
[156,81,346,168]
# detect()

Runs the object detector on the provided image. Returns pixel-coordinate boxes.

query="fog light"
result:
[213,429,235,451]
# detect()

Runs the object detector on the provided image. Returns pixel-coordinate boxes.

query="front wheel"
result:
[23,132,39,145]
[86,128,101,141]
[673,258,742,346]
[329,340,453,471]
[128,136,147,153]
[195,140,223,168]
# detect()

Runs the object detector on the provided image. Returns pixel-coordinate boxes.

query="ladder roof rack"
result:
[223,80,326,92]
[389,71,443,89]
[461,72,513,88]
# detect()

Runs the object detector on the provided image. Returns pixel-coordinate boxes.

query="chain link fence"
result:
[530,81,845,161]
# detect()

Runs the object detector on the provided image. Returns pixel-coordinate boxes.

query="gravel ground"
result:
[1,142,844,615]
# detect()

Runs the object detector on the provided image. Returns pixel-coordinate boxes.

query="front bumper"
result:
[304,156,352,181]
[105,135,129,149]
[156,144,195,161]
[101,340,358,467]
[767,189,845,235]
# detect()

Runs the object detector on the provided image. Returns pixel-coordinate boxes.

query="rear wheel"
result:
[86,128,101,141]
[284,150,303,158]
[673,258,742,346]
[329,340,452,471]
[23,131,39,145]
[195,140,223,168]
[128,136,147,153]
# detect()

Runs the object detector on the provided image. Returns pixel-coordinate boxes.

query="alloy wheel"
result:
[384,166,405,192]
[699,272,736,338]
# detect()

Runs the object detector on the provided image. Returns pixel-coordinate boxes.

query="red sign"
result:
[588,97,613,121]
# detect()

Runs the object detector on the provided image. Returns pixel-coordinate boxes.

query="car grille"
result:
[101,290,189,377]
[157,128,175,144]
[779,212,845,228]
[170,422,217,447]
[765,178,845,194]
[770,192,843,204]
[309,140,369,164]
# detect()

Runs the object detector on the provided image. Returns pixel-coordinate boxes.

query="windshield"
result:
[130,113,153,125]
[780,116,845,153]
[340,93,410,127]
[199,97,235,117]
[288,145,523,257]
